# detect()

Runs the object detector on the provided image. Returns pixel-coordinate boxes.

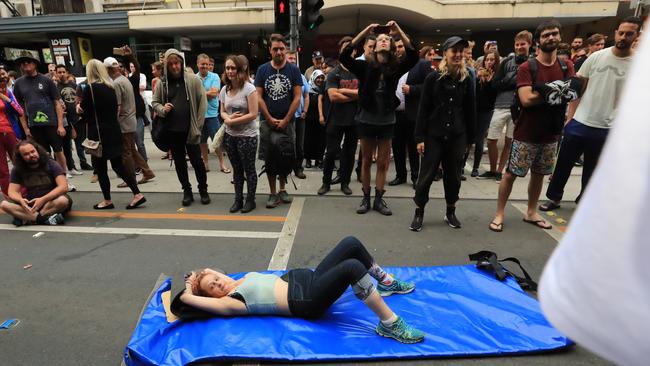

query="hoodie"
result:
[151,48,208,145]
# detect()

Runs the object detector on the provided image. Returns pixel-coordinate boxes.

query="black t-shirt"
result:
[166,76,190,132]
[254,61,303,120]
[13,74,60,127]
[58,82,78,125]
[325,66,359,126]
[10,158,64,200]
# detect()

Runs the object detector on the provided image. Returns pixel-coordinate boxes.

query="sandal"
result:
[489,221,503,232]
[220,167,231,174]
[523,218,552,229]
[539,200,561,211]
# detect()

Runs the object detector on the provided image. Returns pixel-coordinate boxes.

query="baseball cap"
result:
[442,36,470,51]
[312,50,323,59]
[103,57,119,68]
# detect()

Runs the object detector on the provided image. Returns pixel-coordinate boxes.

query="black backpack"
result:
[510,57,569,123]
[260,130,295,178]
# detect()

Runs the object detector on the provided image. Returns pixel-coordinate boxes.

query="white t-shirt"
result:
[573,47,632,129]
[219,82,258,138]
[539,33,650,366]
[395,72,407,111]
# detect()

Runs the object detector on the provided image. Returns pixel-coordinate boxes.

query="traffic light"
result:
[275,0,290,33]
[302,0,324,31]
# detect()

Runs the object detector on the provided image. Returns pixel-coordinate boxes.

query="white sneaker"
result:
[67,183,77,192]
[66,173,73,178]
[69,169,83,176]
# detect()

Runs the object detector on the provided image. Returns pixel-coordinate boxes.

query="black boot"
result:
[182,189,194,206]
[241,197,256,213]
[317,183,330,195]
[373,188,392,216]
[356,188,371,214]
[444,206,461,228]
[199,190,211,205]
[230,198,243,213]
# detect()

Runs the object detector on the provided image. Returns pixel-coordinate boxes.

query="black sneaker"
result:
[340,184,352,195]
[199,191,211,205]
[388,177,406,186]
[471,169,479,177]
[80,162,94,171]
[305,160,312,168]
[409,208,424,232]
[444,209,461,229]
[44,213,65,226]
[495,173,502,182]
[317,183,330,195]
[477,171,496,179]
[331,175,342,185]
[182,190,194,206]
[460,174,467,181]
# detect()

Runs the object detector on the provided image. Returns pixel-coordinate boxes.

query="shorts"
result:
[357,123,394,140]
[200,117,220,143]
[507,139,558,177]
[62,193,73,214]
[31,126,62,153]
[487,108,514,140]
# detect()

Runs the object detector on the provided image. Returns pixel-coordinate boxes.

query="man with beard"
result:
[55,65,86,176]
[489,20,576,232]
[570,36,583,60]
[1,140,72,226]
[539,16,643,212]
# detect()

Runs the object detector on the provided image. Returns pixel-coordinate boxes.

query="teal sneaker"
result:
[376,277,415,297]
[376,317,425,344]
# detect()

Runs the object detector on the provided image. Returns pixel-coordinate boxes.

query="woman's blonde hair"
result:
[438,56,469,82]
[85,59,114,89]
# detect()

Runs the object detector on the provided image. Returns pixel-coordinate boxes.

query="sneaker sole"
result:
[375,327,424,344]
[444,216,461,229]
[409,225,422,232]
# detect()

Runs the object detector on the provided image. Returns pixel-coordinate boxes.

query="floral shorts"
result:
[507,139,558,177]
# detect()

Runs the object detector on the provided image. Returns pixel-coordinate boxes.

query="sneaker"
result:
[12,217,24,227]
[495,172,502,182]
[460,174,467,181]
[375,317,425,344]
[266,194,281,208]
[317,183,330,195]
[199,190,211,205]
[278,190,293,203]
[80,162,94,171]
[69,169,83,176]
[294,169,306,179]
[477,171,496,179]
[182,190,194,206]
[377,277,416,296]
[433,169,443,181]
[444,211,462,229]
[470,169,479,177]
[67,183,77,192]
[66,172,73,179]
[409,208,424,232]
[44,213,65,226]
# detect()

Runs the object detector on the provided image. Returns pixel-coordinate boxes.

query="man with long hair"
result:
[1,140,72,226]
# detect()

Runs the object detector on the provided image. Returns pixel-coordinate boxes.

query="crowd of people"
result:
[0,16,643,231]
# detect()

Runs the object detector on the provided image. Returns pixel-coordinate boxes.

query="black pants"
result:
[61,125,77,171]
[224,134,257,201]
[322,124,358,185]
[546,122,608,202]
[92,155,140,200]
[73,123,89,166]
[294,117,305,171]
[288,236,374,319]
[391,112,419,182]
[472,110,493,171]
[169,130,208,192]
[414,134,467,207]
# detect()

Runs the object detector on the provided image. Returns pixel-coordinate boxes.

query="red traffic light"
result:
[279,0,286,14]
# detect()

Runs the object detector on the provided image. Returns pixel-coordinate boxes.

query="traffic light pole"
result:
[290,0,300,53]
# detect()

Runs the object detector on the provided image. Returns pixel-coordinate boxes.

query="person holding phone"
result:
[220,55,259,213]
[339,21,418,216]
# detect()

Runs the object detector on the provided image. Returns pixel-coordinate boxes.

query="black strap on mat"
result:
[468,251,538,292]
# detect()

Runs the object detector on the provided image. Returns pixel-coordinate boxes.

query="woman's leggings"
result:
[223,134,257,201]
[290,236,382,318]
[92,155,140,200]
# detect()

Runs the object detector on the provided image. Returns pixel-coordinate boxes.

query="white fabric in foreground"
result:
[539,32,650,366]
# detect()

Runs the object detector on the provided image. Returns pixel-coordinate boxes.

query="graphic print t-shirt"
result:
[10,158,64,199]
[58,82,78,124]
[325,65,359,126]
[13,74,60,127]
[254,62,303,120]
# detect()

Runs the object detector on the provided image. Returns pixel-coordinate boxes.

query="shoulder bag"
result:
[81,84,103,158]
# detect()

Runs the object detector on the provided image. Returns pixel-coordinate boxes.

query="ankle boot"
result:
[230,198,243,213]
[241,197,256,213]
[444,206,461,228]
[356,188,371,214]
[410,207,424,232]
[373,188,392,216]
[182,189,194,206]
[199,190,211,204]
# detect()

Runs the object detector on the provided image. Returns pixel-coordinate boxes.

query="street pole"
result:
[290,0,300,56]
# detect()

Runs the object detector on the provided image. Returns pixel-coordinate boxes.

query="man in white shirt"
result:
[539,16,642,211]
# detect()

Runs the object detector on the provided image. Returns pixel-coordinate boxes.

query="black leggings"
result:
[91,155,140,200]
[288,236,375,319]
[169,130,207,192]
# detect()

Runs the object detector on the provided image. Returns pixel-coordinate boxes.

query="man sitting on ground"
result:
[0,140,72,226]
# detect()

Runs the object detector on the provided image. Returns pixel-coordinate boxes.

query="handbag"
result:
[82,84,102,158]
[210,123,226,151]
[151,80,170,152]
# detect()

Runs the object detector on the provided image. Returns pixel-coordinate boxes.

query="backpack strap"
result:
[469,251,538,291]
[499,257,538,291]
[528,57,538,83]
[558,58,569,79]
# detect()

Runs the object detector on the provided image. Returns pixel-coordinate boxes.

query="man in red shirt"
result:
[490,20,576,232]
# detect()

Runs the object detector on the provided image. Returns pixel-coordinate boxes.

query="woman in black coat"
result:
[81,59,146,210]
[410,37,476,232]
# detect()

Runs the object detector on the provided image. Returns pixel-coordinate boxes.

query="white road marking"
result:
[0,224,280,239]
[267,197,305,271]
[511,203,563,242]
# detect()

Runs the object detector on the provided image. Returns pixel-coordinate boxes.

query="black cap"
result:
[442,36,469,51]
[312,50,323,59]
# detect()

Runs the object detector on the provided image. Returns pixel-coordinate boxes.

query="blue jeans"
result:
[136,116,148,161]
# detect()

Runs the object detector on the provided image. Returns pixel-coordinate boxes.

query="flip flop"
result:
[523,218,552,229]
[220,167,231,174]
[489,221,503,232]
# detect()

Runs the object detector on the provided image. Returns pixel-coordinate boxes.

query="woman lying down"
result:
[181,236,424,344]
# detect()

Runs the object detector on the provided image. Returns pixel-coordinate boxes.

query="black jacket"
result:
[339,45,418,115]
[404,59,435,122]
[415,70,476,143]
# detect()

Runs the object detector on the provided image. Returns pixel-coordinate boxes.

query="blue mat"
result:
[124,265,571,365]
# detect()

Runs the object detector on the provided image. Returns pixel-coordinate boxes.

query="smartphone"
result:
[373,25,390,35]
[231,106,242,114]
[113,47,125,56]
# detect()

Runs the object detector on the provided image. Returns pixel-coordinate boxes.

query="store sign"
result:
[3,47,40,61]
[49,38,74,66]
[179,36,192,51]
